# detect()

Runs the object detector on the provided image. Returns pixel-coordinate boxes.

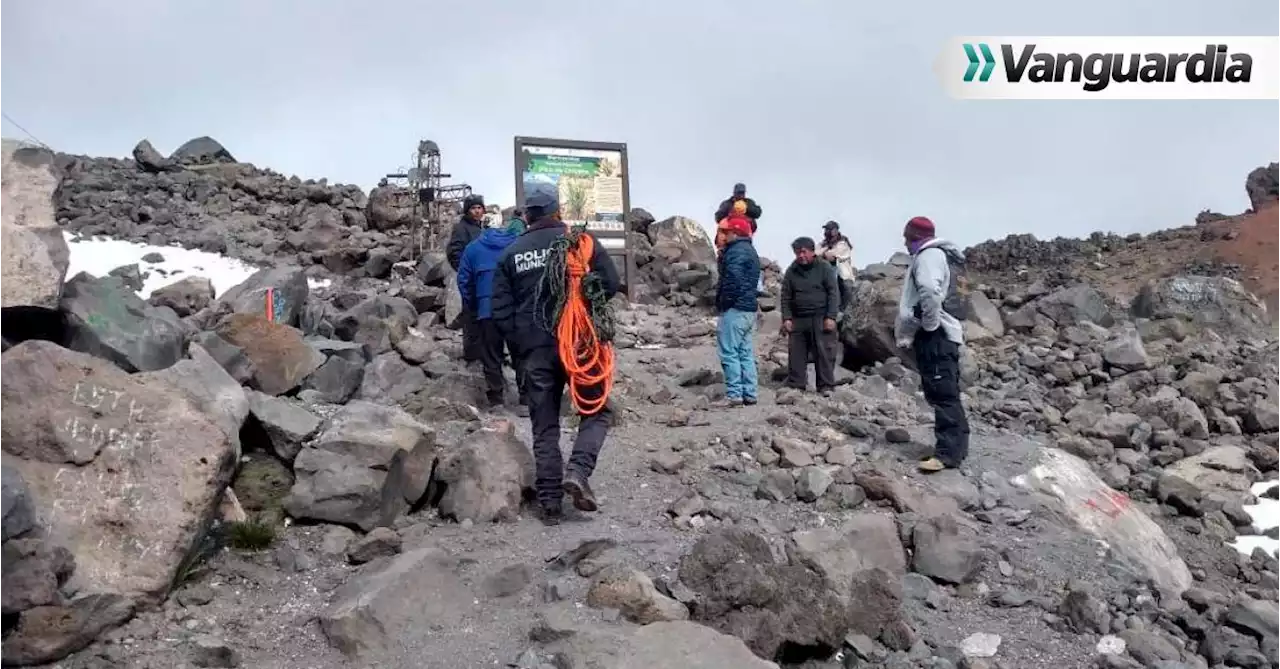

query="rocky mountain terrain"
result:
[1,137,1278,669]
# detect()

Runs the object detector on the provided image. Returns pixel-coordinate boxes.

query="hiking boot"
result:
[562,473,598,512]
[743,397,758,406]
[818,388,834,398]
[538,504,563,526]
[711,397,744,409]
[485,393,505,409]
[917,457,947,473]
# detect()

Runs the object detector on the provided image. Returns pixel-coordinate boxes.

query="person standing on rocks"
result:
[714,216,762,407]
[780,237,840,395]
[894,216,971,473]
[448,194,488,364]
[457,215,528,408]
[817,220,856,315]
[714,182,762,233]
[491,190,622,525]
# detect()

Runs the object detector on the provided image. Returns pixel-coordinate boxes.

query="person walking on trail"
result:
[894,216,971,473]
[457,216,528,409]
[447,195,488,364]
[491,190,622,526]
[714,182,762,232]
[818,220,856,314]
[780,237,841,395]
[714,216,762,407]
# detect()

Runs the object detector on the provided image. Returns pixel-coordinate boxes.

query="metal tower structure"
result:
[383,140,472,260]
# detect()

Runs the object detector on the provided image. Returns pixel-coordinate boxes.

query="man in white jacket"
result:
[818,221,855,313]
[893,216,970,473]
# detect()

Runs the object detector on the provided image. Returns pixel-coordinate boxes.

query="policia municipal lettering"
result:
[491,190,622,526]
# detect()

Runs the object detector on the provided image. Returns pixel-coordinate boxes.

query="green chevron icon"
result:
[963,42,996,82]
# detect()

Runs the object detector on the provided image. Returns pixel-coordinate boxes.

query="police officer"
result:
[491,190,622,525]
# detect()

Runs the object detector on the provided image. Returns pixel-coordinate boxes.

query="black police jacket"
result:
[491,217,621,352]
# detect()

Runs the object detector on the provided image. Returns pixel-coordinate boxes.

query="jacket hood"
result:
[916,237,964,260]
[478,227,519,250]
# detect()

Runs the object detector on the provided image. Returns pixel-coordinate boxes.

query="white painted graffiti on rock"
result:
[56,382,156,464]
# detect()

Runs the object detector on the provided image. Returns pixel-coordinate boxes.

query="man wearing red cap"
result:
[894,216,971,472]
[714,216,761,406]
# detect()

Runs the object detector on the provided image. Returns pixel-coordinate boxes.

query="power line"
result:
[0,112,52,150]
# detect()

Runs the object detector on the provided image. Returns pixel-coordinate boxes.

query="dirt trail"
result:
[78,330,1177,669]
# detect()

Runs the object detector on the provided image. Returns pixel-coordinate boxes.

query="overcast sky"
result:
[3,0,1277,263]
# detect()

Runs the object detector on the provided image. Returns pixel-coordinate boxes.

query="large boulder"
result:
[0,341,236,605]
[1034,284,1115,328]
[168,136,236,165]
[218,267,310,327]
[1,140,69,310]
[59,272,186,373]
[1013,447,1192,598]
[366,185,413,231]
[284,401,435,531]
[1130,275,1269,338]
[216,314,324,395]
[647,216,715,265]
[679,528,854,661]
[431,421,535,523]
[550,620,781,669]
[1245,162,1278,211]
[840,274,905,367]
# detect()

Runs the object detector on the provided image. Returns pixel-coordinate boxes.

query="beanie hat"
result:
[733,182,746,196]
[505,218,526,234]
[791,236,816,252]
[723,215,753,238]
[906,216,935,237]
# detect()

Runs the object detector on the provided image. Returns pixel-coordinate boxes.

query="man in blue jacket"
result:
[714,217,762,406]
[457,216,527,407]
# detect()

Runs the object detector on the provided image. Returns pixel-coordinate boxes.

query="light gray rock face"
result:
[1,140,69,310]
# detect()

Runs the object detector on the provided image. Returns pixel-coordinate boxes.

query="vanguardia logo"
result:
[939,37,1278,100]
[962,42,1252,92]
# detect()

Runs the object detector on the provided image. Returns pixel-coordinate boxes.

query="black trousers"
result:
[478,319,525,403]
[913,328,970,467]
[838,279,854,313]
[461,310,482,362]
[787,314,838,392]
[524,346,612,508]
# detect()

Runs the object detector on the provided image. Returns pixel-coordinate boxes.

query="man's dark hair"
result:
[791,236,816,252]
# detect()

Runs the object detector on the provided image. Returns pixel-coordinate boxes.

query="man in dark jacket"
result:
[447,194,488,363]
[457,217,526,407]
[780,237,840,395]
[714,217,761,407]
[491,191,622,525]
[714,182,762,233]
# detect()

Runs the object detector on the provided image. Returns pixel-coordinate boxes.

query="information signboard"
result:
[513,136,634,299]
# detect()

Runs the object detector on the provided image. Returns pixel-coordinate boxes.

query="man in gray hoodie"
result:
[894,216,970,472]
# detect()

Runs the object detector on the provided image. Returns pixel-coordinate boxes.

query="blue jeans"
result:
[716,309,758,401]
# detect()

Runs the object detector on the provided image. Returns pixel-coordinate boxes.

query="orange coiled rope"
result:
[553,232,615,415]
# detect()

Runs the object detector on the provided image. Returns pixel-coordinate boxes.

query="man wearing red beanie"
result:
[894,216,971,472]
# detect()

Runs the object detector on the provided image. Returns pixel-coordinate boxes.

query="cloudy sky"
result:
[3,0,1276,263]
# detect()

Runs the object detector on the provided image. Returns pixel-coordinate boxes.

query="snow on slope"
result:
[62,231,330,297]
[1230,481,1280,556]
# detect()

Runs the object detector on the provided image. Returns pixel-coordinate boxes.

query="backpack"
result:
[912,245,970,321]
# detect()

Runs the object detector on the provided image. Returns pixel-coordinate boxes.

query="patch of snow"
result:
[1230,479,1280,557]
[62,232,331,298]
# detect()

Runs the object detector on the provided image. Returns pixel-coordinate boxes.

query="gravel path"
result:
[54,331,1208,669]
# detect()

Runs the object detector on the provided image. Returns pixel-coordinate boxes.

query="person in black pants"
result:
[446,194,488,364]
[780,237,840,395]
[491,190,622,525]
[893,216,971,472]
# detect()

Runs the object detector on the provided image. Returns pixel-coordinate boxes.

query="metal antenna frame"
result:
[382,139,472,261]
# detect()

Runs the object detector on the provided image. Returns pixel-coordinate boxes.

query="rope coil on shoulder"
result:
[533,225,617,415]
